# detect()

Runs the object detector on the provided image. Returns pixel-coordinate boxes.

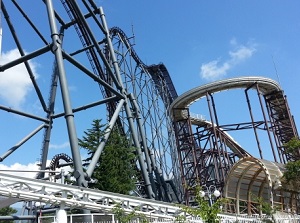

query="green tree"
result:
[0,206,17,223]
[282,137,300,190]
[112,204,149,223]
[284,137,300,155]
[250,193,275,216]
[180,187,227,223]
[79,119,137,195]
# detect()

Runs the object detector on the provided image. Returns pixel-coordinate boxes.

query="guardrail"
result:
[38,213,300,223]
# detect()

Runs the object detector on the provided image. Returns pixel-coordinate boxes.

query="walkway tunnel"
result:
[224,157,299,214]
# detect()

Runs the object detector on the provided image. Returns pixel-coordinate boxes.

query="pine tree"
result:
[79,119,137,195]
[79,119,106,164]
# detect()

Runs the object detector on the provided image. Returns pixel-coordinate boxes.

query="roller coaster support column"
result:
[99,7,155,199]
[206,92,222,183]
[245,85,263,159]
[56,204,67,223]
[210,92,227,182]
[129,93,172,201]
[86,99,125,177]
[128,94,156,193]
[39,29,62,179]
[255,84,277,162]
[45,0,87,187]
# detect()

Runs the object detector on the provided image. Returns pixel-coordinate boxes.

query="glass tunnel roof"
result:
[224,157,286,214]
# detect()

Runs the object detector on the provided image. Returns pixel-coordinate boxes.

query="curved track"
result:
[0,1,298,218]
[170,76,298,203]
[171,76,281,119]
[109,27,182,201]
[170,76,282,158]
[170,76,297,160]
[56,1,182,201]
[0,0,182,205]
[109,27,178,103]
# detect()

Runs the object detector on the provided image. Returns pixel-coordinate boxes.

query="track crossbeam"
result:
[0,172,181,218]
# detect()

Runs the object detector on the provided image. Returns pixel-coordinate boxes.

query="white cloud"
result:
[0,162,40,178]
[49,141,70,149]
[0,48,39,108]
[229,45,256,61]
[0,160,73,180]
[200,39,256,81]
[200,60,230,80]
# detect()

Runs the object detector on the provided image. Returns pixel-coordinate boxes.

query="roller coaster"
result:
[0,0,298,220]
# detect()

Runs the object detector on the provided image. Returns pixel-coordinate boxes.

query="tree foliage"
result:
[284,137,300,156]
[250,193,275,216]
[180,187,227,223]
[0,206,17,223]
[112,204,148,223]
[79,119,137,195]
[282,137,300,190]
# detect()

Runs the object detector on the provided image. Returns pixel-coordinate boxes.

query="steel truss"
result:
[108,27,181,202]
[0,0,298,218]
[0,0,181,212]
[0,172,181,218]
[170,77,299,203]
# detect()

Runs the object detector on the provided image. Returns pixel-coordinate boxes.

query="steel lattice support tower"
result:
[0,0,181,207]
[170,77,299,204]
[1,0,298,215]
[107,28,181,201]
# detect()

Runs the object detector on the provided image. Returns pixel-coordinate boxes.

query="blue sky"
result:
[0,1,300,175]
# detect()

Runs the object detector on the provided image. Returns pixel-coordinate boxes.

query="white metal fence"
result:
[38,213,300,223]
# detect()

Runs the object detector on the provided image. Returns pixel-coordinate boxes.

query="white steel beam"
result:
[0,172,182,218]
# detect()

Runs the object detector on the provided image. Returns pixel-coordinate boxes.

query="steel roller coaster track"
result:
[0,0,182,214]
[0,0,298,218]
[170,76,298,203]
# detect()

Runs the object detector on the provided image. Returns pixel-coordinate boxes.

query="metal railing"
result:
[38,213,300,223]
